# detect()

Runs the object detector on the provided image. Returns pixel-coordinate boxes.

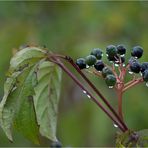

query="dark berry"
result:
[102,67,113,78]
[85,55,97,66]
[105,74,116,87]
[128,57,137,65]
[91,48,103,59]
[115,56,125,64]
[131,46,143,59]
[143,70,148,82]
[117,44,126,55]
[141,62,148,73]
[106,45,117,57]
[130,61,141,73]
[107,55,118,62]
[94,60,105,71]
[50,141,62,148]
[76,58,86,69]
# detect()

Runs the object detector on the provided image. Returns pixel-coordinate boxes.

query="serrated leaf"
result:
[0,65,40,143]
[33,61,62,142]
[9,47,47,72]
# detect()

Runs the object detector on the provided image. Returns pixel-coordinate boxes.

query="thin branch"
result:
[49,56,125,132]
[123,78,144,93]
[48,54,128,131]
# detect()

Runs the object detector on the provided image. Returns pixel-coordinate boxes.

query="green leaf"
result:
[9,47,47,72]
[0,65,40,143]
[33,61,62,142]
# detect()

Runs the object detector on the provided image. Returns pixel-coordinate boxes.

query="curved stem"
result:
[50,57,125,132]
[48,54,128,131]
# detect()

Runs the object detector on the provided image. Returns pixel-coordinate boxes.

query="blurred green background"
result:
[0,1,148,147]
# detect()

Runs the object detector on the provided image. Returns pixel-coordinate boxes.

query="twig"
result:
[49,56,125,132]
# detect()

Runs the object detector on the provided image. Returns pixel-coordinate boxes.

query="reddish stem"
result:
[50,56,125,132]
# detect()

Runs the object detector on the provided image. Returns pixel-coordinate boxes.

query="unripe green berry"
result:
[91,48,103,59]
[102,67,113,78]
[85,55,97,66]
[105,74,116,87]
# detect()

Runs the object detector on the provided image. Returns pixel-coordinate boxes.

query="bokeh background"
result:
[0,1,148,147]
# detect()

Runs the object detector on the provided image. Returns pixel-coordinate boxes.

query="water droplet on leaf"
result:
[83,90,87,94]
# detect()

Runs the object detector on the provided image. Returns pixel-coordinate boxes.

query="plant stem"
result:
[117,89,123,120]
[123,78,143,93]
[49,54,128,131]
[49,57,126,132]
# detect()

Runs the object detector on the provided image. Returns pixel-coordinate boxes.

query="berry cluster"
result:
[76,45,148,87]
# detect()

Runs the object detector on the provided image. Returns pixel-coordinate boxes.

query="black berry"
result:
[50,141,62,148]
[102,67,113,78]
[115,56,125,64]
[141,62,148,73]
[131,46,143,59]
[105,74,116,87]
[143,70,148,82]
[94,60,105,71]
[117,44,126,55]
[130,61,141,73]
[106,45,117,57]
[76,58,86,69]
[91,48,103,60]
[85,55,97,66]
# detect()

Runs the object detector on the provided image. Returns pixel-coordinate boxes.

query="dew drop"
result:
[101,53,104,57]
[135,56,138,59]
[113,123,118,128]
[86,65,89,69]
[128,71,133,75]
[121,54,125,57]
[146,82,148,87]
[83,90,87,94]
[109,86,113,89]
[106,54,109,57]
[140,72,143,76]
[114,63,119,67]
[123,64,126,67]
[87,95,91,99]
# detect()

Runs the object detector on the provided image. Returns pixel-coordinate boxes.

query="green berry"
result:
[106,45,117,57]
[105,74,116,87]
[91,48,103,59]
[85,55,97,66]
[102,67,113,78]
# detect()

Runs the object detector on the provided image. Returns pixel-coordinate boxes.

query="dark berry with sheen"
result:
[141,62,148,73]
[143,70,148,82]
[102,67,113,78]
[76,58,86,69]
[130,61,141,73]
[85,55,97,66]
[105,74,116,87]
[106,45,117,57]
[91,48,103,60]
[117,44,126,55]
[94,60,105,71]
[131,46,143,59]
